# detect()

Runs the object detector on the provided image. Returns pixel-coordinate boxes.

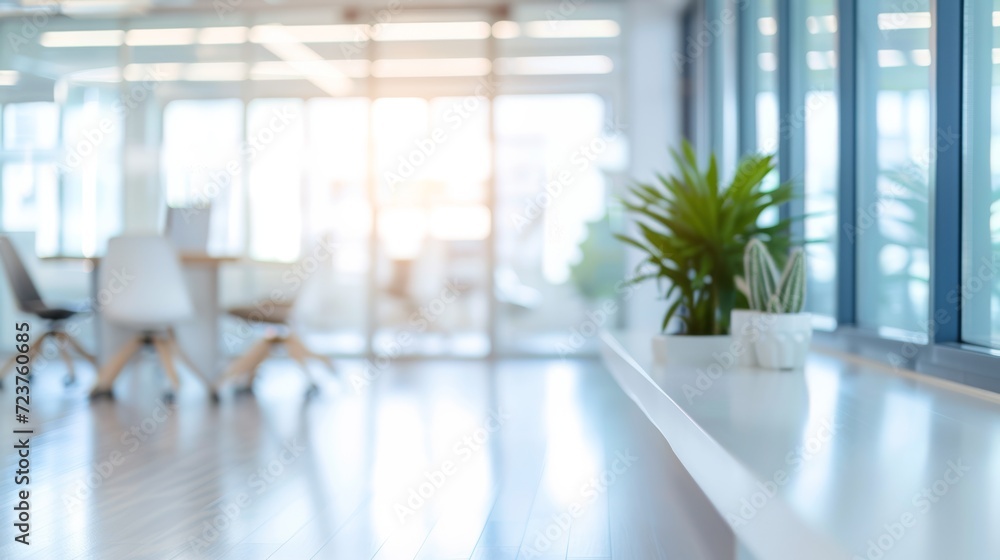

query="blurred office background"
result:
[0,0,684,362]
[5,0,991,362]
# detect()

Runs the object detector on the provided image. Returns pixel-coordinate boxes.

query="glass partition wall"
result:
[0,4,626,358]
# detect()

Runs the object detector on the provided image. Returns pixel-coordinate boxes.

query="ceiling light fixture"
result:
[371,57,491,77]
[523,19,620,38]
[250,24,368,44]
[253,24,354,96]
[198,26,249,44]
[492,21,520,39]
[125,28,197,46]
[371,21,491,41]
[494,55,613,75]
[0,71,20,86]
[40,30,124,47]
[250,60,370,80]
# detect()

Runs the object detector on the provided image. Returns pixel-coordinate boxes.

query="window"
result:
[2,95,123,258]
[1,164,58,233]
[714,0,1000,387]
[372,97,492,357]
[745,0,780,227]
[799,0,839,325]
[3,102,58,150]
[247,98,305,262]
[1,102,61,254]
[751,0,779,157]
[495,94,616,355]
[301,98,371,354]
[161,99,245,255]
[58,87,123,257]
[963,0,1000,349]
[856,0,932,335]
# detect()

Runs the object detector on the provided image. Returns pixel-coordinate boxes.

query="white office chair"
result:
[89,235,214,401]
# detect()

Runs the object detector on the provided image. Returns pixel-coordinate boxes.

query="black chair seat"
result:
[0,238,87,323]
[34,307,77,321]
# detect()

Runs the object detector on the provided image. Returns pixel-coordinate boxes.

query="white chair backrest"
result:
[165,206,211,254]
[100,235,194,328]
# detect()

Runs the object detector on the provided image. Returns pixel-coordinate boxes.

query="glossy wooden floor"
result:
[0,357,731,559]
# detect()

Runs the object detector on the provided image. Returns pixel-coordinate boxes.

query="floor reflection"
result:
[0,357,729,559]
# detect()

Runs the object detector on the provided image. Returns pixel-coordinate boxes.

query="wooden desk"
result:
[43,254,240,379]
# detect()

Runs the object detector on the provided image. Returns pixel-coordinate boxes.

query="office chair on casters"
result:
[215,297,337,399]
[0,236,97,388]
[88,235,216,402]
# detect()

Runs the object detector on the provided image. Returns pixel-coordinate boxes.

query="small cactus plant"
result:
[738,238,806,314]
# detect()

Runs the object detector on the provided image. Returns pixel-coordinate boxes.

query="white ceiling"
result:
[0,0,629,19]
[0,0,628,103]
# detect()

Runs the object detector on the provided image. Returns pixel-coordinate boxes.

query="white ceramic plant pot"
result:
[730,309,763,368]
[753,313,813,371]
[651,334,734,368]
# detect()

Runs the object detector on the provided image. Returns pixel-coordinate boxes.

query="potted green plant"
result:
[618,141,793,366]
[737,239,811,370]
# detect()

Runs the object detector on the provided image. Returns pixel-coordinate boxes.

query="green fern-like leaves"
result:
[617,140,794,335]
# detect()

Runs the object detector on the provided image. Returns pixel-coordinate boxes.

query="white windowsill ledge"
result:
[599,329,1000,560]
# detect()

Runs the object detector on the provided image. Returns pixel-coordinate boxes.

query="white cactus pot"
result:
[730,309,764,368]
[753,313,813,371]
[651,334,734,368]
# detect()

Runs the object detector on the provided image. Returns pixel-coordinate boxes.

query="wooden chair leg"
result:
[309,349,337,375]
[165,331,214,390]
[286,333,336,375]
[218,338,273,389]
[152,337,181,393]
[1,332,51,381]
[90,336,144,396]
[61,332,98,367]
[284,334,321,388]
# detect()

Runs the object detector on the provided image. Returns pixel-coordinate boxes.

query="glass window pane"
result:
[161,98,245,256]
[1,163,58,233]
[963,0,1000,348]
[301,97,371,355]
[754,0,779,155]
[752,0,781,228]
[801,0,839,326]
[856,1,932,335]
[495,94,616,354]
[3,102,59,150]
[371,97,492,357]
[59,87,123,257]
[247,98,305,262]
